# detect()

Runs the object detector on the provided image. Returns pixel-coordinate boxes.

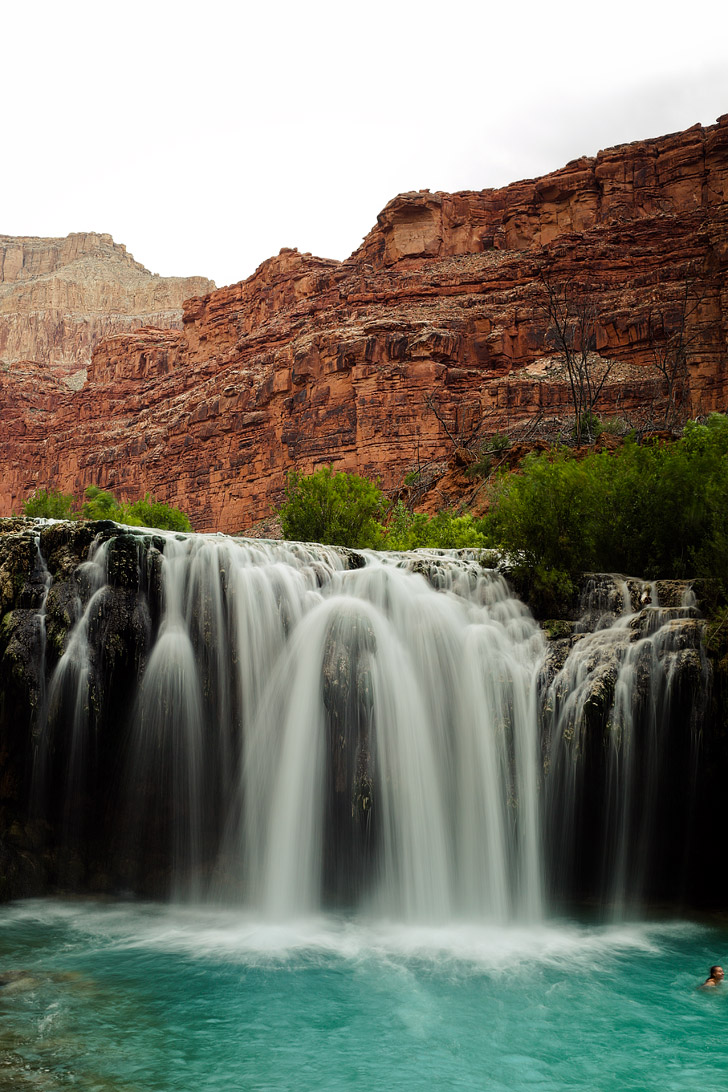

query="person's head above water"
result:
[701,965,725,987]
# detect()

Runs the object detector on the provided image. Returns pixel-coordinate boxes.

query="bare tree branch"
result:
[539,271,611,443]
[646,269,705,430]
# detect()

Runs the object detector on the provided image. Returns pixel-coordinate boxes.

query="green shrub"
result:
[120,494,192,532]
[572,411,602,443]
[465,454,492,479]
[382,501,489,550]
[423,511,489,549]
[484,449,599,576]
[278,470,491,552]
[23,488,76,520]
[465,433,511,480]
[280,466,387,548]
[81,485,123,521]
[490,431,511,455]
[599,416,631,436]
[24,483,193,532]
[381,501,431,550]
[483,414,728,597]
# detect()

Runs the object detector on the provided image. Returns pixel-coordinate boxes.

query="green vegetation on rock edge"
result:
[279,416,728,615]
[23,485,192,532]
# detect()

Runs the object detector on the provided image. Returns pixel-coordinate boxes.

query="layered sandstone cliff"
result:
[1,120,727,531]
[0,232,214,384]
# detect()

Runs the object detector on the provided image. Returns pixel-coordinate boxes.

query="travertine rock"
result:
[1,120,727,532]
[0,232,214,381]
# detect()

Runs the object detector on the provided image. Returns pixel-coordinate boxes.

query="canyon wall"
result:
[0,231,214,383]
[1,120,727,532]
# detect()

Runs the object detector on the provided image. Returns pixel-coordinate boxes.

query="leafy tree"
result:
[23,488,76,519]
[24,483,193,532]
[280,466,387,548]
[485,450,599,575]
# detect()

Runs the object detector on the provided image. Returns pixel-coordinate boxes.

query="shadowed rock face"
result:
[0,519,164,897]
[1,121,727,532]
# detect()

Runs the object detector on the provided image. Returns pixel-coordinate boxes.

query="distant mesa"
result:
[0,231,215,385]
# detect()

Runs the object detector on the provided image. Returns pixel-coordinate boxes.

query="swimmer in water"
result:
[700,965,724,989]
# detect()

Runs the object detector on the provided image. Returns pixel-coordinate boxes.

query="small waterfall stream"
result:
[541,576,707,913]
[32,529,708,919]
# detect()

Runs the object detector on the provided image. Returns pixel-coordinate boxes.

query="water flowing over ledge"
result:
[0,520,712,917]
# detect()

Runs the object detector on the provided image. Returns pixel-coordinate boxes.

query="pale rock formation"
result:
[0,232,214,384]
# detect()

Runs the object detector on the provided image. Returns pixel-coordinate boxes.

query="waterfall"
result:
[541,576,708,913]
[30,529,707,919]
[237,557,544,921]
[41,538,111,848]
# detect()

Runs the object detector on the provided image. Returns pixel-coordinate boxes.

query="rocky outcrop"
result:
[1,120,727,531]
[0,232,214,385]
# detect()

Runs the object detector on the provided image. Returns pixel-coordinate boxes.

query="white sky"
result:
[2,0,727,288]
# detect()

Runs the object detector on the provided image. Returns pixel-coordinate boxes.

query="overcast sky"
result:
[3,0,727,288]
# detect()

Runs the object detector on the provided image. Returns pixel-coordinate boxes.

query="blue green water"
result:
[1,901,727,1091]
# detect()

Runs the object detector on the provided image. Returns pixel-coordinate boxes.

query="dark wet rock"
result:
[1,608,46,716]
[44,581,80,658]
[537,638,578,692]
[337,547,366,570]
[0,533,38,615]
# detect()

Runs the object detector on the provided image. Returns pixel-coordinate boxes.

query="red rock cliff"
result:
[1,120,727,532]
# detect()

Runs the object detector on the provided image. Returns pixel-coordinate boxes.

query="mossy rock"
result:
[654,580,694,609]
[0,533,36,615]
[106,533,144,590]
[38,521,99,578]
[44,582,80,658]
[542,619,577,640]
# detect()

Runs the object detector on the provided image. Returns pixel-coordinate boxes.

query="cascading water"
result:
[541,575,708,912]
[31,528,707,920]
[238,555,544,921]
[40,539,112,846]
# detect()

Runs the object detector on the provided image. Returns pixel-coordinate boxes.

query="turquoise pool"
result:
[1,901,726,1091]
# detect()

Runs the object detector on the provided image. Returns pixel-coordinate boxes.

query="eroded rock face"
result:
[1,120,727,531]
[0,231,214,383]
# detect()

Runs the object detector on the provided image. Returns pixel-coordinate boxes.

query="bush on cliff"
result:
[23,489,76,519]
[483,414,728,601]
[383,501,488,550]
[121,494,192,533]
[280,466,387,548]
[23,485,192,533]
